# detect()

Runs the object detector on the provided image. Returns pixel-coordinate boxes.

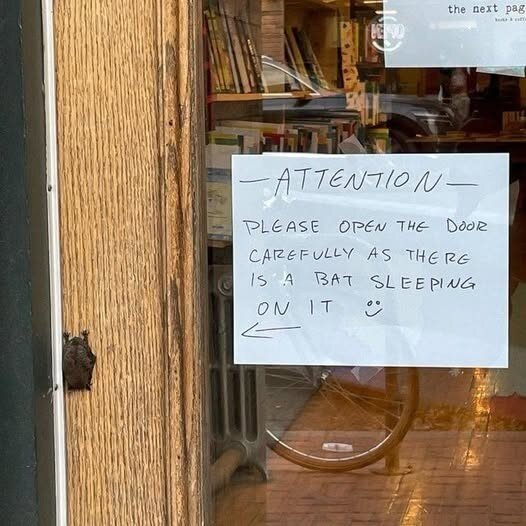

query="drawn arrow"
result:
[241,322,302,339]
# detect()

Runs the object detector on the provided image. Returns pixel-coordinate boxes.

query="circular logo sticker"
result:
[370,15,406,54]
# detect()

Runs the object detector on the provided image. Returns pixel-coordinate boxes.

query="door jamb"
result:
[159,0,210,523]
[42,0,68,523]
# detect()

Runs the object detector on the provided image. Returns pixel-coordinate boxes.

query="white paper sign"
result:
[382,0,526,68]
[233,154,509,367]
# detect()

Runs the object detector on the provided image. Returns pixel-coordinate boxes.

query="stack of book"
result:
[210,119,361,155]
[204,0,264,94]
[341,20,383,125]
[284,26,330,89]
[502,110,526,131]
[206,118,365,241]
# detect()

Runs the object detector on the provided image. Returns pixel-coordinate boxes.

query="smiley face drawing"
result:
[365,300,383,318]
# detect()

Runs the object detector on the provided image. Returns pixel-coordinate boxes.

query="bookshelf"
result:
[205,0,263,95]
[208,90,313,102]
[205,0,404,98]
[283,0,341,88]
[205,0,390,246]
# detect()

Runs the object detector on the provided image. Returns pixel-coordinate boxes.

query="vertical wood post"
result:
[159,0,209,523]
[55,0,207,523]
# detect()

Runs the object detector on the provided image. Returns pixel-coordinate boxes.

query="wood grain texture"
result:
[262,0,285,61]
[55,0,208,523]
[159,0,209,523]
[55,0,167,519]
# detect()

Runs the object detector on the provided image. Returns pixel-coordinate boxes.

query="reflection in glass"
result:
[203,0,526,524]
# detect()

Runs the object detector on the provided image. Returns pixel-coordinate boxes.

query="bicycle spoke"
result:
[321,378,396,433]
[315,378,340,414]
[266,373,317,397]
[265,373,313,387]
[326,378,403,422]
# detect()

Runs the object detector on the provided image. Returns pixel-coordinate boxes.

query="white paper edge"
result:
[232,153,510,368]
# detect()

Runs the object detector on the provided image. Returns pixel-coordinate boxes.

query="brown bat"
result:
[62,330,96,390]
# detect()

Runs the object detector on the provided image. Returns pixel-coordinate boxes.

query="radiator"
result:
[209,265,267,478]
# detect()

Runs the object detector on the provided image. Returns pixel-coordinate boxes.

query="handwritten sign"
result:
[233,154,509,367]
[383,0,526,68]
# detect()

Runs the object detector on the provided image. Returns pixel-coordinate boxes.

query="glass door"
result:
[203,1,526,523]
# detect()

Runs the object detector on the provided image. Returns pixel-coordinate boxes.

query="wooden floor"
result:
[215,430,526,525]
[214,365,526,525]
[213,203,526,525]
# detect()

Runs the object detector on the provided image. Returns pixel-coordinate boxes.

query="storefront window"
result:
[204,1,525,523]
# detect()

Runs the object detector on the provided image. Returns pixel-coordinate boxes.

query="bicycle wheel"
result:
[265,366,419,472]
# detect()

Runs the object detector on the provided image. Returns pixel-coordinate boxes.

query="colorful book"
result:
[214,0,241,93]
[293,27,329,89]
[220,1,251,92]
[214,126,261,153]
[204,9,227,92]
[286,26,309,79]
[236,17,264,92]
[209,2,236,91]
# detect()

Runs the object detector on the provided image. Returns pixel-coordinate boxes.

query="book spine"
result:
[205,9,227,92]
[358,18,365,63]
[223,10,251,93]
[207,38,221,93]
[209,1,235,91]
[284,35,299,88]
[202,16,218,94]
[353,21,360,64]
[235,17,258,92]
[286,27,308,79]
[243,20,265,92]
[298,28,330,89]
[216,0,242,93]
[292,27,317,86]
[294,28,330,89]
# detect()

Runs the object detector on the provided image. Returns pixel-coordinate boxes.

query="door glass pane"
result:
[203,1,525,523]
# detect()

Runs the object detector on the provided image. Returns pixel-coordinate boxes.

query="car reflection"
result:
[261,55,457,152]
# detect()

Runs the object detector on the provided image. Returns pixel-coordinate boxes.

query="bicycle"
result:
[209,265,420,474]
[265,365,419,472]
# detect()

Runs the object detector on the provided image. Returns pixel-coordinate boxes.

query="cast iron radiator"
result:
[208,265,267,479]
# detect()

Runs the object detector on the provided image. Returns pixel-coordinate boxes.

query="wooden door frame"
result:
[0,1,57,524]
[55,0,209,523]
[158,0,210,523]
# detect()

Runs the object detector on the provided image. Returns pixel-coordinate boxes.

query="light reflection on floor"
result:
[213,290,526,524]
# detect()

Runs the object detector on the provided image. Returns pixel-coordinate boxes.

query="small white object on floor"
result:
[322,442,354,453]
